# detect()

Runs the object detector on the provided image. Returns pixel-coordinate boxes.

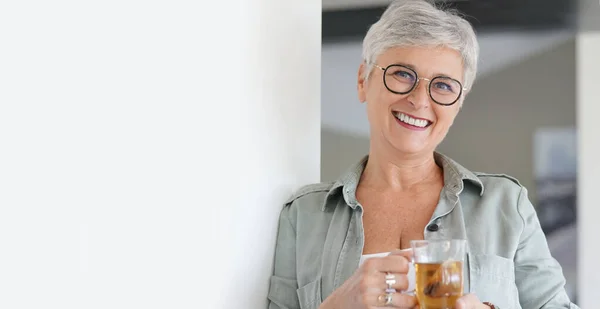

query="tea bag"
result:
[423,260,462,297]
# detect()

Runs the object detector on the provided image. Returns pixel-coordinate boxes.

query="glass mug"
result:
[408,239,466,309]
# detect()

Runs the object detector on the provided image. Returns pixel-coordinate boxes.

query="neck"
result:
[361,148,442,191]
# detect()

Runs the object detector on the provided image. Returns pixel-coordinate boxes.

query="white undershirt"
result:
[359,252,391,266]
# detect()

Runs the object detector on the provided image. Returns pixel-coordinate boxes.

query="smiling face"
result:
[358,46,466,157]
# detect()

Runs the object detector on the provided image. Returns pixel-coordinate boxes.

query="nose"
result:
[407,78,431,109]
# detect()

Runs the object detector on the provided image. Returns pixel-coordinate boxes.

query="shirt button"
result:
[427,224,439,232]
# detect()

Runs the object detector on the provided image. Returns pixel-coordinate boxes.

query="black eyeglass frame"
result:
[374,64,467,106]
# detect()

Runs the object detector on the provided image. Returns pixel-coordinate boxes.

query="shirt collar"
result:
[322,152,484,211]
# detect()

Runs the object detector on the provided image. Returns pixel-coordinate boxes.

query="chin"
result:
[389,140,429,156]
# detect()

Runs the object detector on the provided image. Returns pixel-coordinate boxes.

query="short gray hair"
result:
[362,0,479,90]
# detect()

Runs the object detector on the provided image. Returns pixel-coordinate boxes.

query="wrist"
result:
[318,293,338,309]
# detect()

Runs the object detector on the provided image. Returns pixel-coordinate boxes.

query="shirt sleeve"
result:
[267,205,300,309]
[514,186,580,309]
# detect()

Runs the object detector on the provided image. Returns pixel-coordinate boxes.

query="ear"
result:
[357,62,367,103]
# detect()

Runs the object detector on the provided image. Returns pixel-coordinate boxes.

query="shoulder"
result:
[281,182,338,218]
[469,171,530,214]
[465,173,532,245]
[285,182,335,205]
[435,152,524,196]
[474,172,523,190]
[279,182,339,232]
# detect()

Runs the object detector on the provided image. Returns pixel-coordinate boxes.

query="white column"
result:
[577,0,600,306]
[0,1,321,308]
[577,31,600,309]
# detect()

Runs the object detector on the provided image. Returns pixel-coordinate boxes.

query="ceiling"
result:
[322,0,576,42]
[323,0,393,10]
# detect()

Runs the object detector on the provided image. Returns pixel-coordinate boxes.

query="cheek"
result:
[433,107,459,128]
[365,85,379,102]
[365,101,383,125]
[366,87,396,111]
[365,77,390,100]
[365,90,385,112]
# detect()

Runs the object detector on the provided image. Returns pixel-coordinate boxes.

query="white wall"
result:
[0,1,320,308]
[577,32,600,309]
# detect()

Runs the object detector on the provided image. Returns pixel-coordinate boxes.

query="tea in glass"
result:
[411,239,466,309]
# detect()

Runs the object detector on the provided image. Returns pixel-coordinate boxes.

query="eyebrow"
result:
[390,62,458,80]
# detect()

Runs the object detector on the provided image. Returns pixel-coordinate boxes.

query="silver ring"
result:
[385,272,396,291]
[377,293,393,307]
[385,292,393,306]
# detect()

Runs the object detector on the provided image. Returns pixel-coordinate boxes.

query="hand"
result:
[455,294,492,309]
[319,251,416,309]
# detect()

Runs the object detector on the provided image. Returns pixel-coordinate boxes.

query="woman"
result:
[267,1,579,308]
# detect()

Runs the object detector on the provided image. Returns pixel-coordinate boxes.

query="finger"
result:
[389,248,413,260]
[370,292,417,308]
[363,255,410,274]
[456,293,480,309]
[370,271,409,291]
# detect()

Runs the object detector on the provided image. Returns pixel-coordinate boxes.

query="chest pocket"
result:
[296,278,322,309]
[468,253,521,309]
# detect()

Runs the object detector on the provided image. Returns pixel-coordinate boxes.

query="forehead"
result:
[377,46,464,80]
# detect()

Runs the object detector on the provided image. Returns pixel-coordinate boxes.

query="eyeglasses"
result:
[374,64,467,106]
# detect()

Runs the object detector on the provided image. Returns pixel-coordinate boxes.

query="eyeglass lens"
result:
[383,65,462,105]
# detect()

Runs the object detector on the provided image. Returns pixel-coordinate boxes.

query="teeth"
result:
[394,112,429,128]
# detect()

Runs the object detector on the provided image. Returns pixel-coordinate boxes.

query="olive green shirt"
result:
[267,153,579,309]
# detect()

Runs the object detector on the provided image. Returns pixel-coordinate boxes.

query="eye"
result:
[432,80,457,93]
[434,81,453,91]
[390,69,415,82]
